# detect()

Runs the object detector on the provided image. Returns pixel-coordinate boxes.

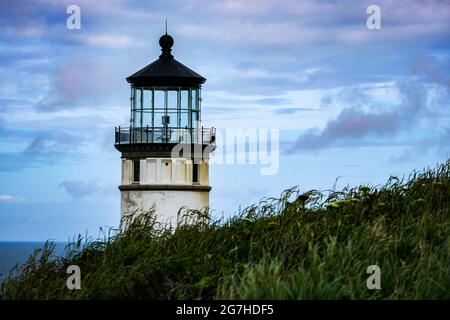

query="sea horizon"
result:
[0,241,68,283]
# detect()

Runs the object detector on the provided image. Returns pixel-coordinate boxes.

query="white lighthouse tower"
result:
[115,32,215,225]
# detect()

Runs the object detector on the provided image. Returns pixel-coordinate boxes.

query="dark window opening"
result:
[193,163,199,183]
[133,160,140,182]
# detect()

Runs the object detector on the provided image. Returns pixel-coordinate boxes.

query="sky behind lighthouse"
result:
[0,0,449,240]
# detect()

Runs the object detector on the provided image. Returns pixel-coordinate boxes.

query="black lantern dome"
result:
[126,33,206,88]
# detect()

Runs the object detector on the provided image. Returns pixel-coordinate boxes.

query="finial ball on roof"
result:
[159,34,174,50]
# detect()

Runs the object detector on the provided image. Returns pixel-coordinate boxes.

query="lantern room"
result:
[115,33,214,146]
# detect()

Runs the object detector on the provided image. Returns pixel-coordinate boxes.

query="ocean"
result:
[0,241,67,283]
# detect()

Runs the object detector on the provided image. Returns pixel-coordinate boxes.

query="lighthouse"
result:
[114,32,215,225]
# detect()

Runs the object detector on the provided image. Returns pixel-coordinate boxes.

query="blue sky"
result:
[0,0,449,240]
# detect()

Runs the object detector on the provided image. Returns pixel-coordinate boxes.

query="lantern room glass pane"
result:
[133,112,141,127]
[180,111,189,128]
[191,89,198,110]
[133,88,142,127]
[167,90,178,110]
[143,89,152,111]
[142,110,152,127]
[192,110,199,129]
[134,88,142,109]
[154,111,165,128]
[180,90,189,111]
[155,90,165,110]
[130,86,135,108]
[167,110,178,128]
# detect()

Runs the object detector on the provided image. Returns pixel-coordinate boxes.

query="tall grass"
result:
[1,160,449,299]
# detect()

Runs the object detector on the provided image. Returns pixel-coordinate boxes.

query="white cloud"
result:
[0,194,25,203]
[81,34,143,49]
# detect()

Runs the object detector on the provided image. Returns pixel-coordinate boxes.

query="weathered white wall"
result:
[122,158,209,186]
[120,190,209,225]
[121,159,133,185]
[120,157,211,226]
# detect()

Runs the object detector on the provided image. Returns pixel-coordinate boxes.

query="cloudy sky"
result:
[0,0,449,240]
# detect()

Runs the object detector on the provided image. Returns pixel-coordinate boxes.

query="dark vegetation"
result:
[1,160,449,299]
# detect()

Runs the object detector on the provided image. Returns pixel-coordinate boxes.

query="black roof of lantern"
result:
[126,33,206,88]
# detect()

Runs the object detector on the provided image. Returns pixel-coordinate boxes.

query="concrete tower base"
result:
[119,157,211,226]
[120,187,210,225]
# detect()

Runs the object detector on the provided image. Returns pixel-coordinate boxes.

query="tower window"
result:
[133,160,140,182]
[193,163,199,183]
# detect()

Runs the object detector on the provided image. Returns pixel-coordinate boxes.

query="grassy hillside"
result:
[1,161,449,299]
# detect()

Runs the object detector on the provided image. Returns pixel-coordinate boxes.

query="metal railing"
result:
[115,126,216,145]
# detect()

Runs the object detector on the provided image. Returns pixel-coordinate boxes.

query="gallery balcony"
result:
[114,126,216,159]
